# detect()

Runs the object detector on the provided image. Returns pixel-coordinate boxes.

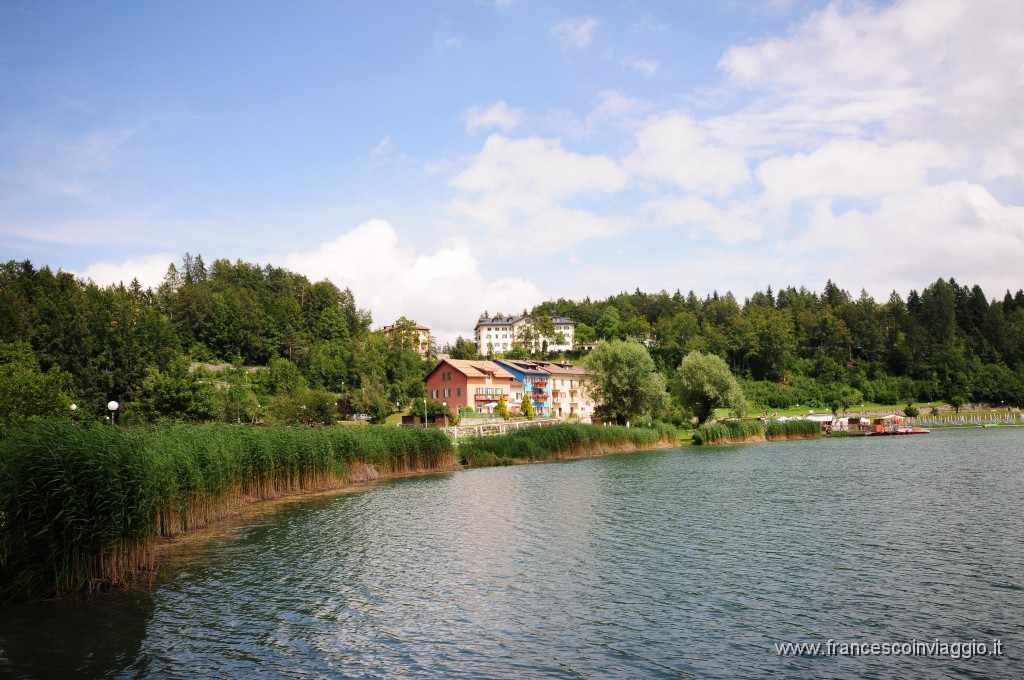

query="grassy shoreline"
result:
[0,421,454,602]
[456,422,678,467]
[692,419,820,445]
[0,421,675,602]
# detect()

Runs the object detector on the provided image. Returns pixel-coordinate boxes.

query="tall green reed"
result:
[0,420,453,601]
[458,423,676,467]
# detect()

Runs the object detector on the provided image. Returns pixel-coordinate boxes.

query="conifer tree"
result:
[520,393,535,419]
[495,394,510,420]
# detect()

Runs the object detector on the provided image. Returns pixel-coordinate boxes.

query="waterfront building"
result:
[530,361,595,419]
[424,359,515,414]
[494,359,553,417]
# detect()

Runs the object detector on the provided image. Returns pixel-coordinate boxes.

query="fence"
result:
[440,417,571,439]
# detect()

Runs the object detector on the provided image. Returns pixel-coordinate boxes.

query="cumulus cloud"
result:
[718,0,1024,178]
[756,139,952,208]
[281,219,542,344]
[449,134,629,247]
[624,114,751,195]
[792,182,1024,298]
[682,0,1024,296]
[646,195,762,244]
[552,17,599,49]
[75,252,178,289]
[464,101,524,135]
[622,57,658,78]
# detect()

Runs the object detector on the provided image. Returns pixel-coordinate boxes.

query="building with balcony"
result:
[494,359,553,416]
[424,359,516,414]
[474,314,576,356]
[530,361,595,419]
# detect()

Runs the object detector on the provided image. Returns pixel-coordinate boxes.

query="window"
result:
[457,387,462,397]
[443,388,451,398]
[431,389,438,398]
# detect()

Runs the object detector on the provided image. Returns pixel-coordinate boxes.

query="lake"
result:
[1,428,1021,678]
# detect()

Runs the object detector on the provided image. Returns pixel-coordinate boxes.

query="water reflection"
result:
[0,589,154,678]
[2,430,1022,678]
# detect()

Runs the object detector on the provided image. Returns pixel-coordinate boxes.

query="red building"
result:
[424,359,516,414]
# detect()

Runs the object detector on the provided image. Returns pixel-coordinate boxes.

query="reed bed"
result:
[0,421,453,601]
[764,419,820,440]
[458,423,677,468]
[693,419,820,445]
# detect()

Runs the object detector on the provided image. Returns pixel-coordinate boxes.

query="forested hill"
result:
[530,279,1024,409]
[0,256,431,430]
[2,254,1022,432]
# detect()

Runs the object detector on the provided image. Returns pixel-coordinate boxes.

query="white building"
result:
[474,314,576,356]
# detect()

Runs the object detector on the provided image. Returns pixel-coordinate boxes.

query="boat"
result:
[870,414,930,435]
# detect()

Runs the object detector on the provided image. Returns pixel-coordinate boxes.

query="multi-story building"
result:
[474,314,576,356]
[424,359,516,414]
[493,359,595,420]
[494,359,552,417]
[535,361,594,419]
[379,318,431,357]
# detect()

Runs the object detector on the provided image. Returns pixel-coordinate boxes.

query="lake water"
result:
[2,428,1022,678]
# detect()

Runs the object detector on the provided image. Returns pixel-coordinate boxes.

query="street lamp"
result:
[107,400,119,426]
[423,397,427,428]
[443,401,448,427]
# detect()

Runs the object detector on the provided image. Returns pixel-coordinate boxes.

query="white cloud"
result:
[625,113,751,195]
[369,136,393,159]
[449,134,628,247]
[281,219,542,344]
[718,0,1024,177]
[622,58,658,78]
[795,182,1024,296]
[75,252,177,289]
[646,195,763,244]
[552,17,599,49]
[756,139,952,208]
[464,101,524,135]
[584,90,647,131]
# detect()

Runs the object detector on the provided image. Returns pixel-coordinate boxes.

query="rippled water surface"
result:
[2,428,1022,678]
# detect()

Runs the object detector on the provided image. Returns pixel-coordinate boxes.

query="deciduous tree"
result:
[582,338,668,423]
[673,351,748,424]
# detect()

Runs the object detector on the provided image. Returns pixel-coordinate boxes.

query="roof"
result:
[529,360,589,377]
[474,314,576,327]
[435,359,514,380]
[494,359,552,376]
[476,315,526,326]
[379,321,430,332]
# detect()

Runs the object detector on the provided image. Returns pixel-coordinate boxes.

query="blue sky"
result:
[2,0,1022,343]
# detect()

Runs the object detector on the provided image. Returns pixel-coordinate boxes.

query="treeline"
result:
[4,254,1022,432]
[0,256,433,433]
[532,278,1024,409]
